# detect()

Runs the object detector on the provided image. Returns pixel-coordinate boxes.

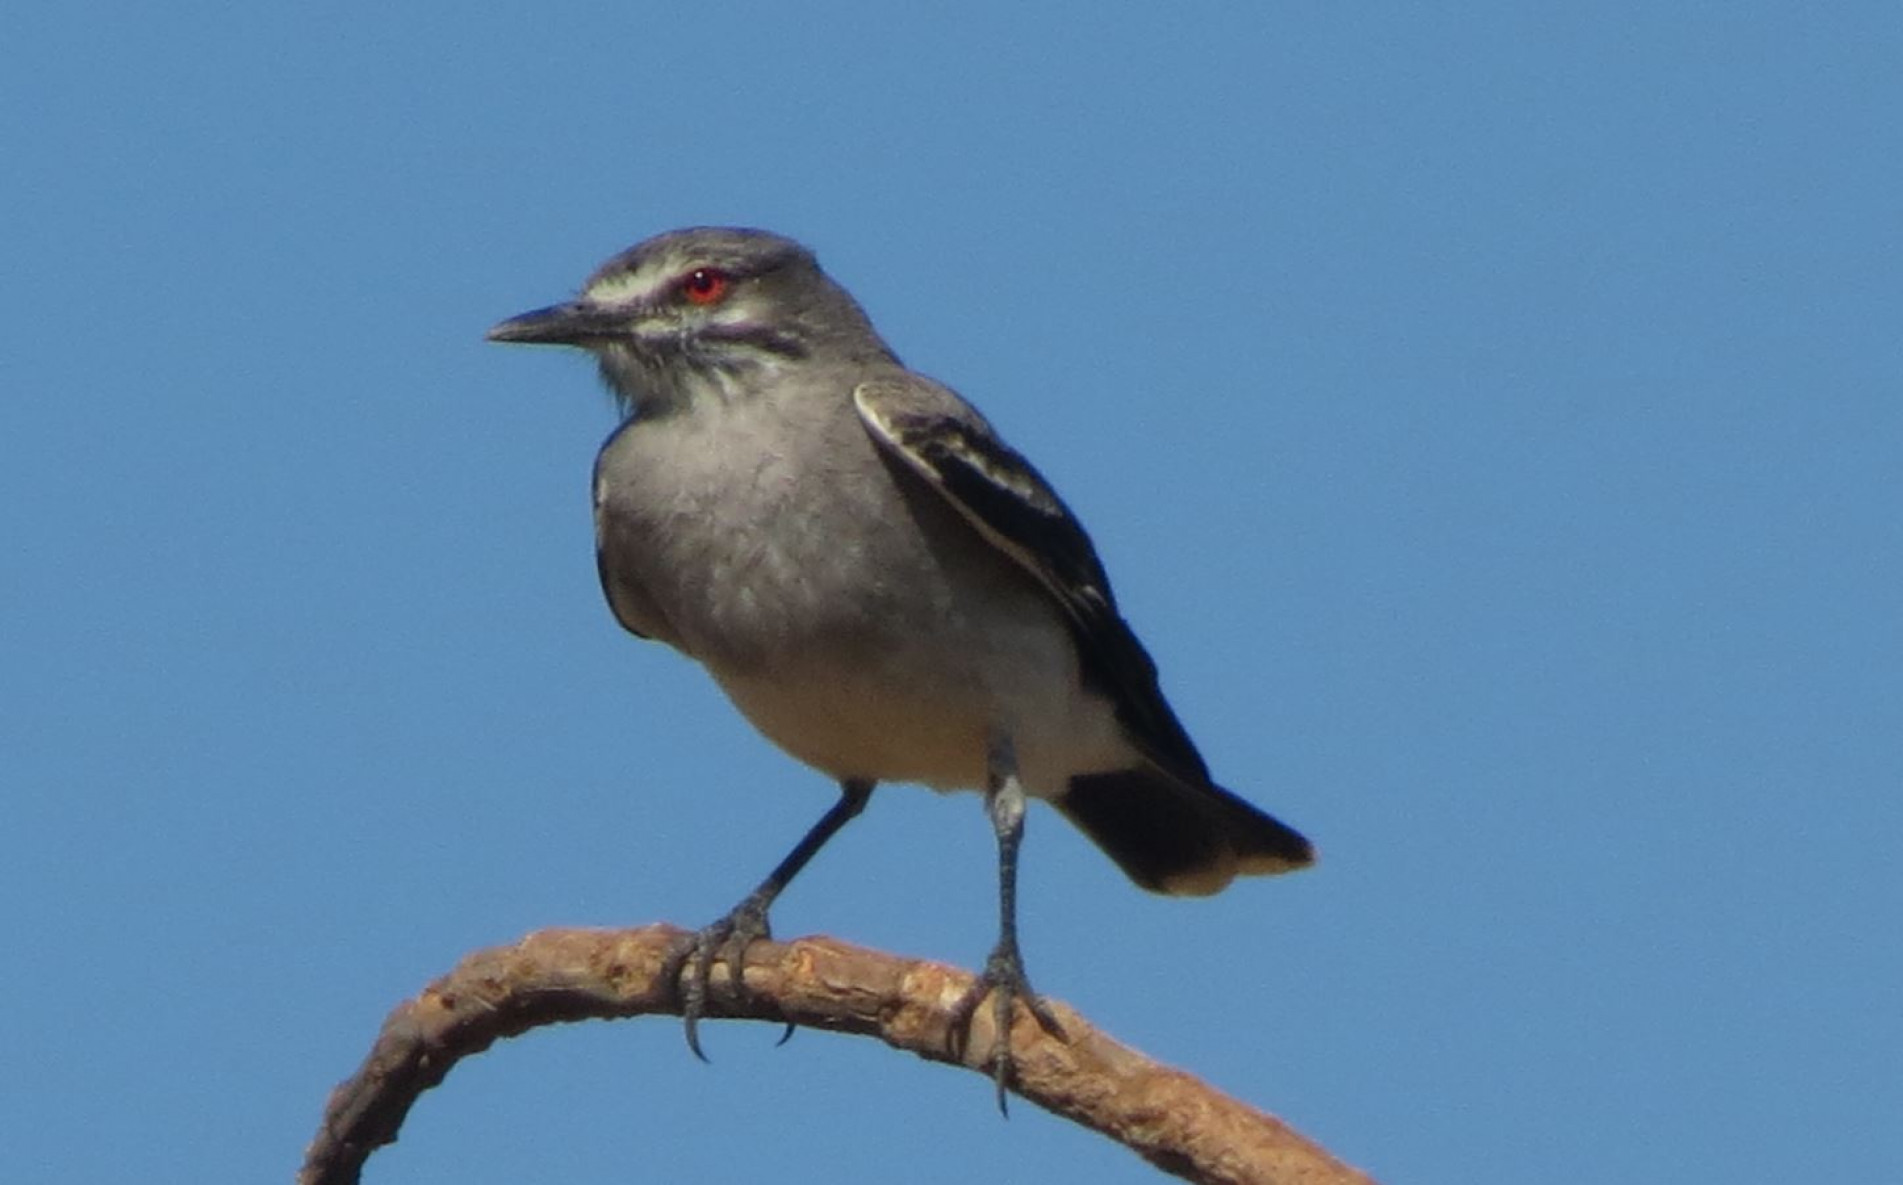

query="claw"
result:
[667,895,774,1061]
[946,939,1065,1115]
[663,781,876,1062]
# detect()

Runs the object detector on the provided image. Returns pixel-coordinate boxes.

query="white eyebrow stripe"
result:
[584,268,666,306]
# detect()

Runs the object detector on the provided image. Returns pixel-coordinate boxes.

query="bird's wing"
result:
[591,429,654,641]
[854,377,1211,784]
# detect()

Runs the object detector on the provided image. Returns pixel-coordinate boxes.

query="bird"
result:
[487,226,1313,1106]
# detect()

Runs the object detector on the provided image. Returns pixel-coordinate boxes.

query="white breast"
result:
[594,389,1134,797]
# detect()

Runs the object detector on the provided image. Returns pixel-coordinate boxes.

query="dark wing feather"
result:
[854,377,1210,784]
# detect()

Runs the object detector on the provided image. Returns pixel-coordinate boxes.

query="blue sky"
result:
[4,4,1899,1182]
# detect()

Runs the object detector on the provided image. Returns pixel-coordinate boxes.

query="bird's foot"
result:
[947,939,1066,1114]
[665,893,775,1061]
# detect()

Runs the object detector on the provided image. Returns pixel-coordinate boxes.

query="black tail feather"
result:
[1056,768,1313,896]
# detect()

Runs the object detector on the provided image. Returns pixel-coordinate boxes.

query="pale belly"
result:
[710,615,1134,799]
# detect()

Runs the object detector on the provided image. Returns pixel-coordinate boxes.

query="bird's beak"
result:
[486,301,623,346]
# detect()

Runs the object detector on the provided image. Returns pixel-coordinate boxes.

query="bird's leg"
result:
[948,736,1066,1113]
[668,778,874,1060]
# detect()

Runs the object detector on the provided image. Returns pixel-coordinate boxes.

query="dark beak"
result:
[486,301,623,346]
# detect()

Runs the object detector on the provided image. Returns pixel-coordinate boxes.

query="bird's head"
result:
[487,227,893,414]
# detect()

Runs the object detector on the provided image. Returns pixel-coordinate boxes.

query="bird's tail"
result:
[1056,767,1314,896]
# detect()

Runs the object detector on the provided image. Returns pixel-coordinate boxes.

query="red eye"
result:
[681,268,731,306]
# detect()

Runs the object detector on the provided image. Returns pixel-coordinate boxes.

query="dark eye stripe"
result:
[698,323,809,359]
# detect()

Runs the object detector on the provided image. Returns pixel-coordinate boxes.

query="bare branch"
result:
[301,925,1373,1185]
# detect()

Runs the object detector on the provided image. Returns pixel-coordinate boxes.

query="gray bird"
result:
[487,227,1313,1104]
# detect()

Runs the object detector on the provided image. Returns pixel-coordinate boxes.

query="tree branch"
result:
[300,925,1373,1185]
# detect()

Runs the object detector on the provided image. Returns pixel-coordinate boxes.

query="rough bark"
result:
[301,925,1373,1185]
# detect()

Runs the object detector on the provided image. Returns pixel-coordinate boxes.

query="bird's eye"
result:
[681,268,731,306]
